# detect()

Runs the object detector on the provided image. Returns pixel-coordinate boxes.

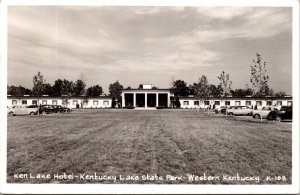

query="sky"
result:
[7,6,292,94]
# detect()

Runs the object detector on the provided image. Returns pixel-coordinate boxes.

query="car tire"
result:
[254,114,260,119]
[276,116,282,122]
[30,112,35,116]
[42,111,47,115]
[228,112,233,116]
[8,112,14,117]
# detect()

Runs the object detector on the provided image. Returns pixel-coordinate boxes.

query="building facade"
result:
[121,85,172,108]
[179,96,293,109]
[7,84,293,110]
[7,95,112,109]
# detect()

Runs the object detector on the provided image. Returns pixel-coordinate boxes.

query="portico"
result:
[121,85,171,109]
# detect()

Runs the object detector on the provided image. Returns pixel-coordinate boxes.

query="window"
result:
[256,101,262,106]
[103,101,109,106]
[32,100,38,105]
[277,101,282,106]
[287,101,293,106]
[73,100,78,105]
[21,100,27,105]
[194,101,199,105]
[12,100,17,105]
[225,101,230,106]
[235,101,241,106]
[52,100,57,105]
[42,100,47,105]
[183,101,189,106]
[93,100,98,105]
[214,101,220,105]
[62,100,66,105]
[204,101,209,105]
[267,101,272,106]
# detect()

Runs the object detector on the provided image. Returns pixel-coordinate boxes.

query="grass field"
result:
[7,109,292,184]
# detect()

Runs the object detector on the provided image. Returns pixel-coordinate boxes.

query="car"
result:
[226,106,253,116]
[252,106,279,119]
[7,105,38,116]
[214,106,227,114]
[39,105,57,114]
[267,106,292,122]
[52,105,71,113]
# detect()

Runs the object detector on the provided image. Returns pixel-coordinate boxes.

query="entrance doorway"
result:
[124,93,133,107]
[158,93,168,107]
[147,94,156,107]
[136,93,145,107]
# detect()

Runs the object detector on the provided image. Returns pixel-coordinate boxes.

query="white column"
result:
[156,93,159,107]
[133,92,136,107]
[145,93,147,108]
[122,93,125,108]
[167,93,170,107]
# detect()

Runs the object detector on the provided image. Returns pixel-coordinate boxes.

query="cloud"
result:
[7,6,292,94]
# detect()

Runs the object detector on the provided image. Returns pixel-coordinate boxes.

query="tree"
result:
[172,80,189,97]
[250,53,269,97]
[244,83,254,96]
[52,79,63,96]
[32,71,45,115]
[218,71,232,97]
[170,80,189,108]
[138,84,143,89]
[7,85,32,96]
[218,71,232,115]
[188,84,196,96]
[86,85,103,97]
[274,91,287,97]
[232,87,253,97]
[74,79,86,96]
[109,81,123,108]
[61,79,75,107]
[32,72,45,96]
[209,84,223,98]
[194,75,210,113]
[42,83,52,96]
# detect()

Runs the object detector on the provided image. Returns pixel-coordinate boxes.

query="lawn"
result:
[7,109,292,184]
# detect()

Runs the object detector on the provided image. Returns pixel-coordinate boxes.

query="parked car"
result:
[266,106,292,122]
[214,106,227,114]
[52,105,71,113]
[7,105,38,116]
[226,106,252,116]
[39,105,57,114]
[252,106,279,119]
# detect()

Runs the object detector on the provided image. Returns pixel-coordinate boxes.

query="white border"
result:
[0,0,299,194]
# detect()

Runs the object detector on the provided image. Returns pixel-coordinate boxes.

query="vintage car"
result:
[252,106,279,119]
[226,106,253,116]
[266,106,292,122]
[39,105,57,114]
[214,106,227,114]
[52,105,72,113]
[7,105,38,116]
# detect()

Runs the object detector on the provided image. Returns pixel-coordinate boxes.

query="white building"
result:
[121,84,172,108]
[7,95,112,109]
[179,96,293,109]
[7,88,293,110]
